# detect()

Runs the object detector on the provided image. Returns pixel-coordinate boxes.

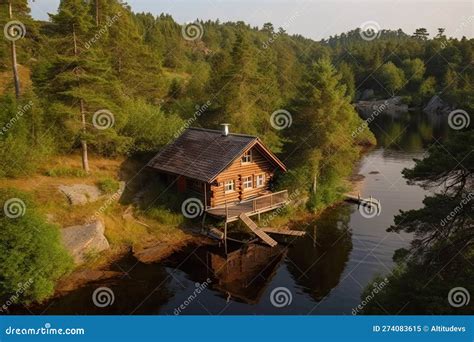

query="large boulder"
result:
[61,220,110,264]
[58,184,102,205]
[355,96,408,119]
[423,95,452,116]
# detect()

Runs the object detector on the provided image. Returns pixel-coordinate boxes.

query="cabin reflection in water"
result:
[204,206,353,305]
[207,243,286,304]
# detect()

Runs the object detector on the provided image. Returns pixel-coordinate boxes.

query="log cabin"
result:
[147,124,289,227]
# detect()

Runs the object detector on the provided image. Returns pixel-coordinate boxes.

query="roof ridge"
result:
[188,127,258,139]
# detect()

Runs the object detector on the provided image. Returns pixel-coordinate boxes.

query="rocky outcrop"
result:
[355,96,408,118]
[133,243,173,264]
[58,184,102,205]
[61,220,110,264]
[133,236,211,264]
[423,95,453,116]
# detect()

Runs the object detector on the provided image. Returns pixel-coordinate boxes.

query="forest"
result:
[0,0,472,312]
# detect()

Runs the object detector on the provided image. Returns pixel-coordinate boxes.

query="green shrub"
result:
[0,189,73,304]
[45,167,87,178]
[97,178,120,194]
[0,94,54,178]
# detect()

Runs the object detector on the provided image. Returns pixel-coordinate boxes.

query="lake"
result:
[17,111,449,315]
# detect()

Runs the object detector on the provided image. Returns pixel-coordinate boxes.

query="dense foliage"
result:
[0,189,73,305]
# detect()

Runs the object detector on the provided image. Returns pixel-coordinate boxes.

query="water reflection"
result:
[207,244,287,304]
[371,111,448,151]
[287,205,353,302]
[13,255,173,315]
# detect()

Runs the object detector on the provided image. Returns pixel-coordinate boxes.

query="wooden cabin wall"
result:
[210,146,276,207]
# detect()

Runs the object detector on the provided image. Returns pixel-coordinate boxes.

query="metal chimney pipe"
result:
[221,123,230,136]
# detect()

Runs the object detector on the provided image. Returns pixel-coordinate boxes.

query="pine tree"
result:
[289,57,375,210]
[44,0,125,169]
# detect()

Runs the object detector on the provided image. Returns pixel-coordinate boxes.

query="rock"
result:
[133,243,173,264]
[59,184,102,205]
[359,89,375,101]
[132,236,211,264]
[55,270,123,295]
[423,95,452,116]
[61,220,110,264]
[118,181,126,196]
[355,96,408,119]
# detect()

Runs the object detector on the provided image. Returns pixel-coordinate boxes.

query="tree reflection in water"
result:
[287,205,353,301]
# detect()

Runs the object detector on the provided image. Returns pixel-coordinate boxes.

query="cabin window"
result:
[256,174,265,187]
[241,150,252,164]
[242,176,253,190]
[224,180,235,193]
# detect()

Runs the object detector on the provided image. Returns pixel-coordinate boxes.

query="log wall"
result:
[210,146,276,207]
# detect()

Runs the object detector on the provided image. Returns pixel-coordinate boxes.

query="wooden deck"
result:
[205,190,289,223]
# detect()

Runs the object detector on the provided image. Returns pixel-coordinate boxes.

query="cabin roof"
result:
[147,127,287,183]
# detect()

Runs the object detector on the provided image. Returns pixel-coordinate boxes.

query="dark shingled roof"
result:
[147,127,286,183]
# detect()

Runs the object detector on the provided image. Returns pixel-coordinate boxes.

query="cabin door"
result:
[177,176,186,192]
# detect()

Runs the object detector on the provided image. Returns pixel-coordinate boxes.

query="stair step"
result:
[239,213,278,247]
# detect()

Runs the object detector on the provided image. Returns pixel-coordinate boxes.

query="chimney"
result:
[221,123,230,136]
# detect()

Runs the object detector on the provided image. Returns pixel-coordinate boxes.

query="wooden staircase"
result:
[239,213,278,247]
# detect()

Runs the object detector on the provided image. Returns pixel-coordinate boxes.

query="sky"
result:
[28,0,473,40]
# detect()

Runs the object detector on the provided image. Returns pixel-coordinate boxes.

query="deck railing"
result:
[242,190,289,213]
[207,190,290,222]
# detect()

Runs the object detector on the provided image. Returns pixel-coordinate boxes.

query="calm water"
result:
[17,111,449,315]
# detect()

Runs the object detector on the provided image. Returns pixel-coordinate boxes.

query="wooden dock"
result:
[260,228,306,237]
[344,193,381,212]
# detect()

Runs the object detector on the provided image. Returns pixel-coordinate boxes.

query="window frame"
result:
[242,175,253,190]
[241,150,252,164]
[224,179,235,193]
[255,173,265,188]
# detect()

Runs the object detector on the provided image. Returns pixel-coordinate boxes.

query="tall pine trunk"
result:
[312,172,318,195]
[8,1,21,99]
[73,24,90,173]
[80,99,90,172]
[95,0,100,26]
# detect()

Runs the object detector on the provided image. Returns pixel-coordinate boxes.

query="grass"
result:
[45,167,88,178]
[146,206,184,226]
[0,153,196,271]
[96,177,120,194]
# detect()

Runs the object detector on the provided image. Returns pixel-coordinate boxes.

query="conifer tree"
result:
[45,0,124,170]
[290,57,375,210]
